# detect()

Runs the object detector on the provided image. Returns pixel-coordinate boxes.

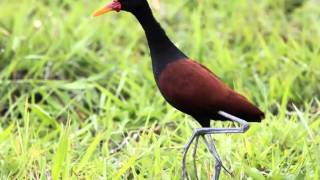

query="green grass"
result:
[0,0,319,179]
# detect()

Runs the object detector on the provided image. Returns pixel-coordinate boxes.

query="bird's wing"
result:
[193,60,264,121]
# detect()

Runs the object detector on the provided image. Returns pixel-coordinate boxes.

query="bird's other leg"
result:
[202,135,232,180]
[192,135,200,180]
[208,135,233,176]
[182,129,201,180]
[207,135,222,163]
[217,111,250,132]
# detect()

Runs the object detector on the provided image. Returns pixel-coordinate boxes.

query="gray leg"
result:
[218,111,250,131]
[181,111,250,180]
[182,131,194,180]
[192,135,200,180]
[182,129,202,180]
[202,135,232,180]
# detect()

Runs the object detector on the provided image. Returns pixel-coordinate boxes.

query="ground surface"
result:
[0,0,319,179]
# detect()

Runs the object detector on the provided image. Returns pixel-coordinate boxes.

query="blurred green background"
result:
[0,0,319,179]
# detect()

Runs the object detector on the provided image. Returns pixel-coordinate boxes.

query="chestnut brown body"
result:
[158,60,264,127]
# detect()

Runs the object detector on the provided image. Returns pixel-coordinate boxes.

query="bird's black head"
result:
[93,0,149,16]
[119,0,149,12]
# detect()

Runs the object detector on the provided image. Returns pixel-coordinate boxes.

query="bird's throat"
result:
[132,6,187,82]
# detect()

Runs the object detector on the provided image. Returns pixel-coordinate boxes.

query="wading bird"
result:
[93,0,264,179]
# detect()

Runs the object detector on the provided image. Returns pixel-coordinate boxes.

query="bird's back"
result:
[158,59,264,126]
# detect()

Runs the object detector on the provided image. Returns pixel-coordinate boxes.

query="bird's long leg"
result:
[181,111,249,180]
[182,129,203,180]
[192,135,200,180]
[207,135,222,163]
[202,135,232,180]
[208,135,233,176]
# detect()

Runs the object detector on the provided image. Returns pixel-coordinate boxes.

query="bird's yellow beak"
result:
[92,6,113,17]
[92,0,122,17]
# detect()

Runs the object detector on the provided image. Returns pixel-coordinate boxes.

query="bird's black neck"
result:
[132,6,187,82]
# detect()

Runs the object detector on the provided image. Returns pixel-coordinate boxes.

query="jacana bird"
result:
[93,0,264,179]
